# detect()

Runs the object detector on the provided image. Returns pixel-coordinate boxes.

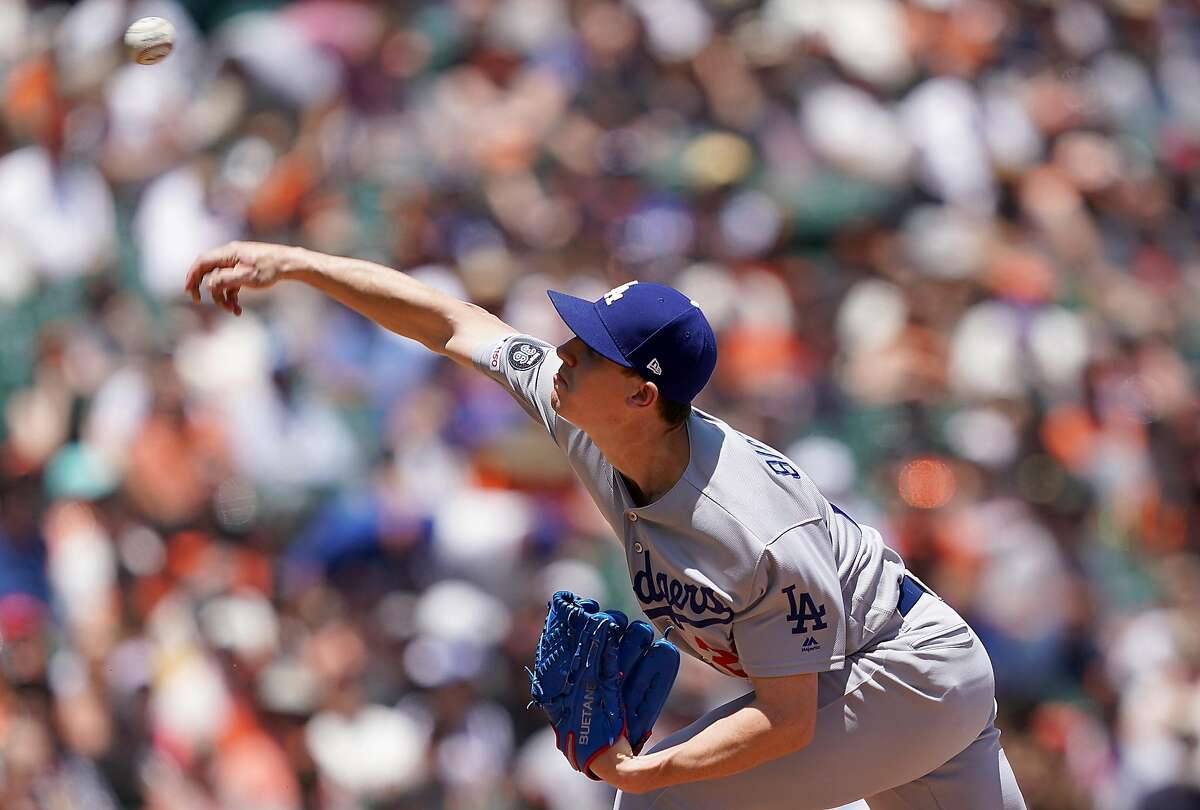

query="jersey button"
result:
[628,513,638,522]
[633,542,644,553]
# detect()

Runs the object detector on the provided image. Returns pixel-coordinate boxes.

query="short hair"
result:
[657,396,691,427]
[620,367,691,427]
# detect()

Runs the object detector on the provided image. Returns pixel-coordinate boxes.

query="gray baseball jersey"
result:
[477,332,1028,810]
[476,333,906,680]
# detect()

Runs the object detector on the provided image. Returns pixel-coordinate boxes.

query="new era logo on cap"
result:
[547,281,717,403]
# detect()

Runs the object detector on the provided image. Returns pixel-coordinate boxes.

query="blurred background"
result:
[0,0,1198,808]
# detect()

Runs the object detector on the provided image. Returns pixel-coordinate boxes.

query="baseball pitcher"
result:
[186,243,1027,810]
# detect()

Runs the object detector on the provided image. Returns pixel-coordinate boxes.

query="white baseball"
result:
[124,17,176,65]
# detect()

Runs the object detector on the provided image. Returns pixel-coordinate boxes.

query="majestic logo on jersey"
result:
[782,585,828,635]
[646,358,662,375]
[507,341,544,371]
[603,281,638,306]
[801,636,821,652]
[633,551,734,628]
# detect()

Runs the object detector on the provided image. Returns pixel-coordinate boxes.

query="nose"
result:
[557,340,578,367]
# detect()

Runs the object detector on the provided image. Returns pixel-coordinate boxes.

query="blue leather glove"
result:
[529,591,627,778]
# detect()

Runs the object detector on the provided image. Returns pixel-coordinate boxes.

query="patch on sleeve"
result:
[507,340,545,371]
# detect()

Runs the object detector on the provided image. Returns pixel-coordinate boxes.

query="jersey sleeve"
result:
[472,333,587,454]
[732,522,847,677]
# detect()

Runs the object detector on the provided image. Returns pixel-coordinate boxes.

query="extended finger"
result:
[185,242,241,301]
[213,283,231,312]
[215,266,252,316]
[206,271,239,312]
[220,287,241,315]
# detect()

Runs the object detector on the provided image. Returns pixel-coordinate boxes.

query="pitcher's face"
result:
[552,337,641,427]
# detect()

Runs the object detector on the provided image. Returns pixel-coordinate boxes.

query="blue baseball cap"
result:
[547,281,717,403]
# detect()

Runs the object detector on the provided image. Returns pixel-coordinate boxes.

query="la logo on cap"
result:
[546,280,717,403]
[604,281,638,306]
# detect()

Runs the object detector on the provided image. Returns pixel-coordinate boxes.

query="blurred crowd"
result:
[1,0,1199,808]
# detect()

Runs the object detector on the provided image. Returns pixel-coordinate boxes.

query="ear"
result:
[627,380,660,411]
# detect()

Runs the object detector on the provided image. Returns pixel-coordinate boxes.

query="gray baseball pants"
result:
[615,594,1027,810]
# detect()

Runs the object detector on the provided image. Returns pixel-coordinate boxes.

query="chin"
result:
[551,396,583,427]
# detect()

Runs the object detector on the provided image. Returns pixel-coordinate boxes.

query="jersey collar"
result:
[613,410,716,524]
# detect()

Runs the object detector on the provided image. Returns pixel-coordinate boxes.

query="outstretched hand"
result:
[184,241,306,316]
